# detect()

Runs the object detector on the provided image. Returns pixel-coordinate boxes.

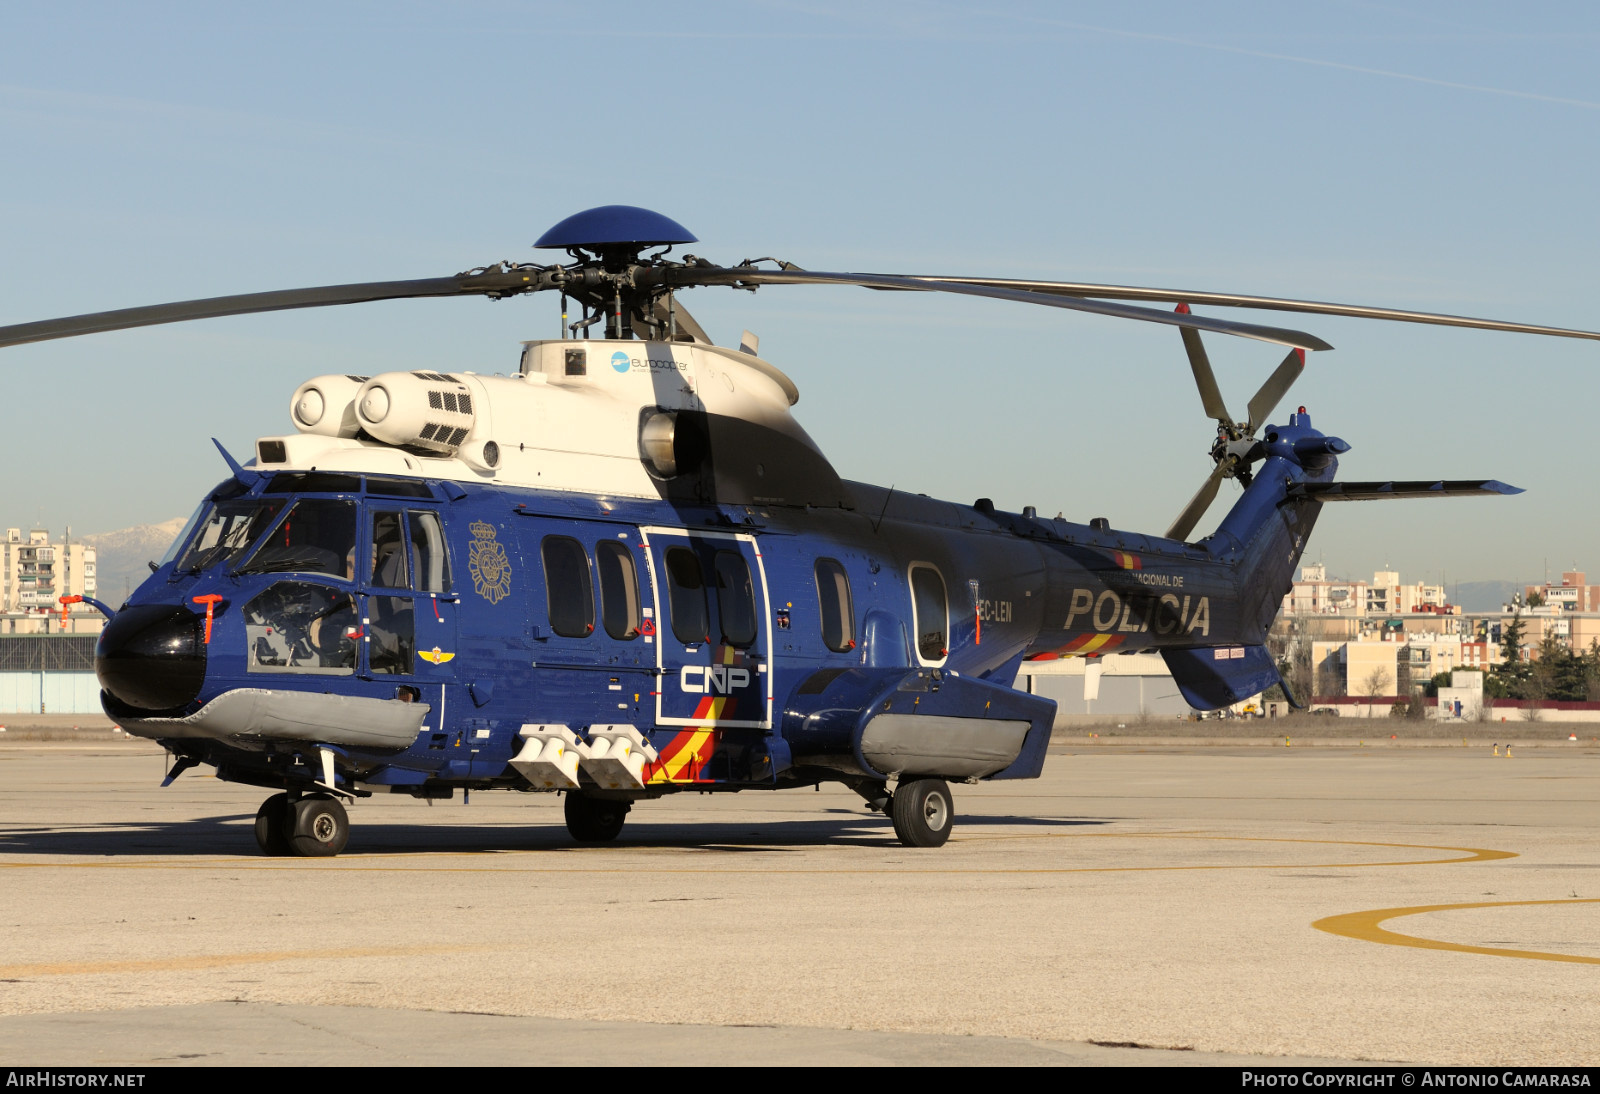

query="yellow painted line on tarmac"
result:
[954,832,1517,869]
[0,943,488,979]
[0,834,1515,874]
[1314,898,1600,965]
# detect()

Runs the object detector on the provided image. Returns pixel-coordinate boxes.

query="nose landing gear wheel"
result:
[254,793,292,856]
[890,778,954,848]
[564,791,630,843]
[289,794,350,857]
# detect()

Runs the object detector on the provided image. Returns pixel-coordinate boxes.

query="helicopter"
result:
[5,205,1595,857]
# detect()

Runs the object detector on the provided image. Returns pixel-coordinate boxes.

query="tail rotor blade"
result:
[1176,303,1233,427]
[1165,459,1232,542]
[1245,348,1306,434]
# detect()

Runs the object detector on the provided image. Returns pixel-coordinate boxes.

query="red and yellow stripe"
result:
[644,645,744,784]
[1026,633,1126,661]
[1112,551,1142,571]
[643,719,719,784]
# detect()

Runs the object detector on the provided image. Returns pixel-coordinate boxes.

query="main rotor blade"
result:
[679,268,1334,351]
[899,276,1600,343]
[1165,460,1232,542]
[1245,348,1307,434]
[0,270,548,350]
[1175,303,1233,426]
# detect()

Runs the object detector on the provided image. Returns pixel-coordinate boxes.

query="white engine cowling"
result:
[354,370,477,454]
[289,374,370,438]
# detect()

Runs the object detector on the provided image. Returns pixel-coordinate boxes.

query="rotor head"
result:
[534,205,697,267]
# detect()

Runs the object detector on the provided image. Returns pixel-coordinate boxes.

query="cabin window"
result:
[910,564,948,663]
[664,547,709,645]
[714,551,757,649]
[542,536,594,638]
[596,540,642,640]
[370,511,410,589]
[368,595,415,674]
[408,511,451,594]
[239,499,357,579]
[176,498,286,573]
[815,558,855,652]
[244,581,357,675]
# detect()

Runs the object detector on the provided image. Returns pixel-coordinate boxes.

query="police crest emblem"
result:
[468,520,512,604]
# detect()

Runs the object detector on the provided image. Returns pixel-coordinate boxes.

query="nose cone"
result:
[96,603,207,712]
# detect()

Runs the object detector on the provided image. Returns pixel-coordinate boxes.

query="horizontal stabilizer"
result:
[1287,480,1521,502]
[1161,645,1283,711]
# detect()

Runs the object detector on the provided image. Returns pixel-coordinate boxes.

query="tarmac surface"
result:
[0,738,1595,1067]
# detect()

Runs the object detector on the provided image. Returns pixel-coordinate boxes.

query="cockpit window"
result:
[409,511,451,593]
[161,500,210,567]
[370,511,411,589]
[239,499,357,579]
[263,472,361,494]
[367,476,434,498]
[244,581,357,675]
[176,499,286,573]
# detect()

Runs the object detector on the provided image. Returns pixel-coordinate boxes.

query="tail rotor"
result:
[1164,303,1307,542]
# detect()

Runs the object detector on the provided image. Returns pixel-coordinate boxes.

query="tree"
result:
[1551,638,1588,701]
[1584,641,1600,702]
[1493,612,1531,698]
[1525,634,1556,719]
[1361,665,1393,718]
[1406,689,1429,720]
[1527,590,1546,608]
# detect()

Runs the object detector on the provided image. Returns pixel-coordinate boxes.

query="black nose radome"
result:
[96,603,207,713]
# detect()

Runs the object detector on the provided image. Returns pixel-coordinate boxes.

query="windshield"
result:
[175,499,286,573]
[160,500,210,567]
[240,499,358,580]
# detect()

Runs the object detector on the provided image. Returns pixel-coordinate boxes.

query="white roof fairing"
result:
[256,339,832,505]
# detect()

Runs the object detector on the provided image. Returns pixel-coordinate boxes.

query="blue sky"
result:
[1,1,1595,588]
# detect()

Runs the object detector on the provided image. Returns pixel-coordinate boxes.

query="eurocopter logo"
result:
[467,521,512,605]
[606,352,687,375]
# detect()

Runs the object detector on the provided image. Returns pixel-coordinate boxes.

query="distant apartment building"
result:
[1,528,101,634]
[1524,570,1600,613]
[1284,564,1476,698]
[1282,560,1600,698]
[1282,563,1449,618]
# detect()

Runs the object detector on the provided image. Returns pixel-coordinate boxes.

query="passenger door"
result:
[642,527,771,729]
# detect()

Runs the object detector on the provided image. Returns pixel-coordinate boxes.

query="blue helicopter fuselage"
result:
[97,408,1337,801]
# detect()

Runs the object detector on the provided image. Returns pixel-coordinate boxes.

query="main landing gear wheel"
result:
[891,778,954,848]
[289,794,350,857]
[254,793,292,856]
[564,791,630,843]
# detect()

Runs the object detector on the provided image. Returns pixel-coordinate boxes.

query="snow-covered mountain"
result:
[81,518,187,605]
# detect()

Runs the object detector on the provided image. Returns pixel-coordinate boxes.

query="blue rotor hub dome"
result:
[535,206,697,250]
